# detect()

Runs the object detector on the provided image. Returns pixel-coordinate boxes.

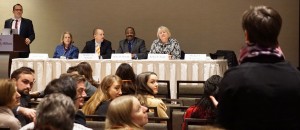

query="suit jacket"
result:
[53,44,79,59]
[82,39,112,59]
[116,37,147,59]
[4,18,35,53]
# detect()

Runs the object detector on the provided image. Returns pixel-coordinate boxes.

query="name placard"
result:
[78,53,99,60]
[111,53,132,60]
[28,53,49,59]
[184,54,207,60]
[147,54,169,60]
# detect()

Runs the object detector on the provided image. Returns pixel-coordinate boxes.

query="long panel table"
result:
[11,59,228,99]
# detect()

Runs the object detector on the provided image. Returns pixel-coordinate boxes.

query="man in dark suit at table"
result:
[4,3,35,58]
[82,28,112,59]
[116,27,147,59]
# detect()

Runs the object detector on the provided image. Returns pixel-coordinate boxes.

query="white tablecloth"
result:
[11,58,228,99]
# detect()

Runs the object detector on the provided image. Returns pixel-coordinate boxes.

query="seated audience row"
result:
[53,26,181,59]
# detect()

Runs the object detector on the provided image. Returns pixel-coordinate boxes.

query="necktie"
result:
[15,20,18,30]
[128,41,132,53]
[96,44,100,56]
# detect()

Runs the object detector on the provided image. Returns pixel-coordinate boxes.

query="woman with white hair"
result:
[149,26,181,59]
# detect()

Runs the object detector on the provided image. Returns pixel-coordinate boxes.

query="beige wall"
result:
[0,0,299,67]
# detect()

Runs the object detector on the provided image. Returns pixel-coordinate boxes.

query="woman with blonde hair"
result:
[0,79,21,130]
[53,31,79,59]
[149,26,181,59]
[105,95,148,129]
[82,75,122,117]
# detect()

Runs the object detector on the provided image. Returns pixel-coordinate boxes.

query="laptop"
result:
[0,28,11,35]
[0,28,18,35]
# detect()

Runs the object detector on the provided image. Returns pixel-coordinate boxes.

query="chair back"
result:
[169,106,189,130]
[86,121,105,130]
[156,80,171,99]
[144,117,171,130]
[177,80,205,106]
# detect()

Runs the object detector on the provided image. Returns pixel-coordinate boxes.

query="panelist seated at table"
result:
[53,31,79,59]
[116,27,147,59]
[82,28,112,59]
[149,26,181,59]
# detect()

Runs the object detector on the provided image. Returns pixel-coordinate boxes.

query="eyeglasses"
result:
[21,79,35,87]
[14,9,23,11]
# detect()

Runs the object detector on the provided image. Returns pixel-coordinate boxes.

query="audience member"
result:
[217,5,300,129]
[116,27,147,59]
[4,3,35,58]
[149,26,181,59]
[59,73,87,125]
[53,31,79,59]
[33,93,76,130]
[136,72,168,119]
[77,62,98,86]
[82,28,112,59]
[182,75,222,130]
[82,75,122,117]
[0,79,21,130]
[67,64,97,97]
[115,63,137,95]
[10,67,36,126]
[105,95,148,129]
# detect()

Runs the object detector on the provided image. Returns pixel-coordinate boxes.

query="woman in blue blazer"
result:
[53,32,79,59]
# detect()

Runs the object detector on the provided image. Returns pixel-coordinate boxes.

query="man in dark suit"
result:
[116,27,147,59]
[4,3,35,58]
[82,28,112,59]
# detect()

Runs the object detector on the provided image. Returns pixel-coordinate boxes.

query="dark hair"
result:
[34,93,75,130]
[10,67,35,80]
[136,72,157,96]
[242,5,282,48]
[121,80,137,95]
[191,75,222,119]
[115,63,136,82]
[125,27,135,34]
[77,62,98,86]
[13,3,22,11]
[115,63,137,95]
[67,66,78,73]
[44,77,77,101]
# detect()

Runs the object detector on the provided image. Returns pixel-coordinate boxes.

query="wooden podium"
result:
[0,34,27,78]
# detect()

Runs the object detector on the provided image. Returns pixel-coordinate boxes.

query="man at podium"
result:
[4,3,35,58]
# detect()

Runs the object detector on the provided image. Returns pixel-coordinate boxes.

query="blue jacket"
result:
[53,44,79,59]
